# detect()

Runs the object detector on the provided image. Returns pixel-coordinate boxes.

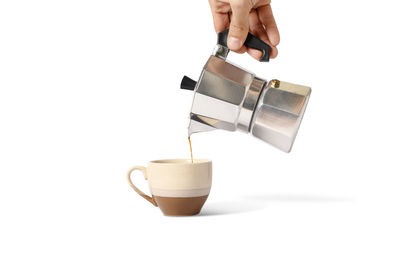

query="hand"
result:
[208,0,280,60]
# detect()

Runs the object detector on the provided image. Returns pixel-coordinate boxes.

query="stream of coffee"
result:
[188,137,194,163]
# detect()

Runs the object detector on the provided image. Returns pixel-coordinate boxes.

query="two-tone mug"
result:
[127,159,212,216]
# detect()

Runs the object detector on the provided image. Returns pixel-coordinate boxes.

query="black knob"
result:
[180,76,197,91]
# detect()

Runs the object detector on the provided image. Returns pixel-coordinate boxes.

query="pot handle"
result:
[217,29,271,62]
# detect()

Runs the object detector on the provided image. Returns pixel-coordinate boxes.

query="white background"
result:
[1,0,400,265]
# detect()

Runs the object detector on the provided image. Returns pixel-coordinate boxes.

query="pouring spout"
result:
[188,118,217,136]
[188,112,237,136]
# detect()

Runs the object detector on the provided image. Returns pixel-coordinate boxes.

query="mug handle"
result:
[126,166,157,206]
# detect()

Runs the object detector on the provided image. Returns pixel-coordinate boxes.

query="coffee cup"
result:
[126,159,212,216]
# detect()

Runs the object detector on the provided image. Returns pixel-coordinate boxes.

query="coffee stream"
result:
[188,137,194,163]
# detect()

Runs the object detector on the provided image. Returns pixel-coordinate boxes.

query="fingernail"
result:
[228,37,241,50]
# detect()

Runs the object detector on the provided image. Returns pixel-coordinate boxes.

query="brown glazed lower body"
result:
[153,195,209,216]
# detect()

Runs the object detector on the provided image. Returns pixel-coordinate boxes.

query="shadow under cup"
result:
[127,159,212,216]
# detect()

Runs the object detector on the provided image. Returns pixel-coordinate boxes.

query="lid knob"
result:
[180,76,197,91]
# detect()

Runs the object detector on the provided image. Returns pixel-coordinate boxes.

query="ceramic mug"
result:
[127,159,212,216]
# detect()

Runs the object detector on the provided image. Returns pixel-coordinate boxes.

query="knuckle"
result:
[231,0,252,10]
[249,0,258,6]
[230,23,247,33]
[250,23,264,33]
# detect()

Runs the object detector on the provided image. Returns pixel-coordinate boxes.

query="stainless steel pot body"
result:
[187,53,311,152]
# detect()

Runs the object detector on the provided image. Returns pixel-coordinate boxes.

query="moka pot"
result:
[181,29,311,152]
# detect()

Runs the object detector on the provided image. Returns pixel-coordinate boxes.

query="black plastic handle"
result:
[217,29,271,62]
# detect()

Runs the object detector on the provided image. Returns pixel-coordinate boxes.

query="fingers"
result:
[248,9,278,59]
[208,0,230,32]
[257,4,280,47]
[248,10,268,60]
[227,0,251,51]
[248,45,278,59]
[236,46,247,54]
[212,12,230,33]
[209,0,279,59]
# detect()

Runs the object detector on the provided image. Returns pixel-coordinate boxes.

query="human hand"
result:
[208,0,280,60]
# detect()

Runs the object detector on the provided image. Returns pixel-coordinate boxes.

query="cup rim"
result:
[149,159,211,165]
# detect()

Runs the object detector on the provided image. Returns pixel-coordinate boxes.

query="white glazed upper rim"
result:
[149,159,211,165]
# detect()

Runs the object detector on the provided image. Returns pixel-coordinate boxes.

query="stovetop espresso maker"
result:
[181,29,311,152]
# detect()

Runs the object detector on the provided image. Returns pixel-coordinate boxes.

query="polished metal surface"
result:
[237,77,265,132]
[212,44,229,60]
[251,80,311,152]
[188,55,261,135]
[186,50,311,153]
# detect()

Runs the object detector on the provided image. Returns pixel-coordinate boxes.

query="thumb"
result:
[228,1,251,51]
